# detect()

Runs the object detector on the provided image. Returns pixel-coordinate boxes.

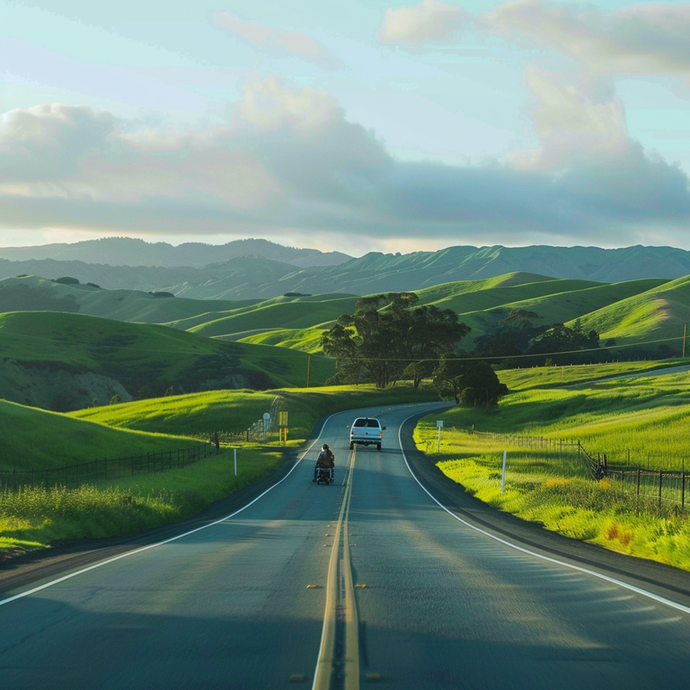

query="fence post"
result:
[637,468,641,496]
[500,451,507,495]
[659,470,663,510]
[682,471,686,509]
[95,458,98,485]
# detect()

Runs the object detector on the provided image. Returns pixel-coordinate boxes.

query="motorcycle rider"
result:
[316,443,335,468]
[314,443,335,482]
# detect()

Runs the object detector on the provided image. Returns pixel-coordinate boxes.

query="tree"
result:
[433,355,508,407]
[402,360,435,390]
[473,309,541,358]
[526,323,600,364]
[322,292,469,389]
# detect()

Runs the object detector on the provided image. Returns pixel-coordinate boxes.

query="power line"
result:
[0,327,685,363]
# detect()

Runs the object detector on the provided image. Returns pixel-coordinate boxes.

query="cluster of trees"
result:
[473,310,603,365]
[321,293,507,407]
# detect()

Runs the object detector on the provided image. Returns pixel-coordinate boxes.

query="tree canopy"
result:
[433,355,508,407]
[473,310,602,366]
[321,292,470,388]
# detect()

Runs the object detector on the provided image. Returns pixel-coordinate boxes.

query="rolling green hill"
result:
[416,277,668,348]
[0,311,334,410]
[1,269,686,396]
[199,273,680,355]
[238,327,327,353]
[0,275,260,324]
[573,275,690,355]
[0,398,199,472]
[188,294,359,338]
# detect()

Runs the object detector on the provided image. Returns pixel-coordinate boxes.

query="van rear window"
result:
[354,418,380,428]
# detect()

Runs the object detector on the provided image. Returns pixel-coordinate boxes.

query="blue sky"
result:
[2,0,690,254]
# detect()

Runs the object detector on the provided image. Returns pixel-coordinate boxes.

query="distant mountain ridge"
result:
[1,242,690,298]
[0,237,352,269]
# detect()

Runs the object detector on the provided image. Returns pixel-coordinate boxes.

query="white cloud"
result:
[378,0,467,44]
[0,79,689,247]
[237,77,343,134]
[485,0,690,76]
[0,104,116,179]
[213,12,342,69]
[505,68,690,226]
[510,69,630,170]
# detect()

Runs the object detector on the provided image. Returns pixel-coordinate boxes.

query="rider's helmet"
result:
[322,443,329,451]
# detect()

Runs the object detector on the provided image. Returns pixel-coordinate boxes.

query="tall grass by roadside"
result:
[414,363,690,571]
[0,447,282,557]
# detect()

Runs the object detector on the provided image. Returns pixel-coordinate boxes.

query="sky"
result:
[2,0,690,255]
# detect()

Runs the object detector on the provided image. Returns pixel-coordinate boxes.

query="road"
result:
[2,401,690,689]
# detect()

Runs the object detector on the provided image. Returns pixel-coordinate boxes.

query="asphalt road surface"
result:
[2,401,690,689]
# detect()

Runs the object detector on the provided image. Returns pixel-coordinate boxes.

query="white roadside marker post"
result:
[501,450,507,495]
[234,448,237,477]
[436,420,443,453]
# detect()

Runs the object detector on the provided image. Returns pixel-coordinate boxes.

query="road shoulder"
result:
[400,414,690,609]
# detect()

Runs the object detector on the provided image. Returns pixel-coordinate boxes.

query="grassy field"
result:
[71,383,440,440]
[0,310,335,405]
[1,382,439,559]
[575,275,690,355]
[220,272,683,356]
[187,295,358,338]
[0,275,263,324]
[0,446,282,556]
[70,389,279,435]
[0,399,201,473]
[238,327,327,353]
[415,361,690,570]
[6,272,682,361]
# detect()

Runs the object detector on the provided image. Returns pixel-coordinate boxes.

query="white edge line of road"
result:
[0,415,337,608]
[398,410,690,617]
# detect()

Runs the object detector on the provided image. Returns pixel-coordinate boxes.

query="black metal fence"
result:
[0,443,211,492]
[606,466,689,510]
[447,425,689,512]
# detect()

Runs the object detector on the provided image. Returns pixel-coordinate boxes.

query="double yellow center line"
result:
[312,448,360,690]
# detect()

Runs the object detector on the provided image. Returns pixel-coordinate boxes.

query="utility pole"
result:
[684,324,687,358]
[306,355,312,388]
